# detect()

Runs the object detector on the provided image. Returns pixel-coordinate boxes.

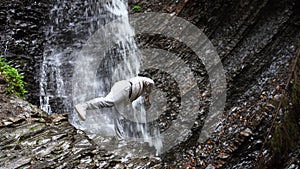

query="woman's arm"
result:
[143,78,154,109]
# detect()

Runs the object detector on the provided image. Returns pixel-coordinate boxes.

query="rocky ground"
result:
[0,74,162,168]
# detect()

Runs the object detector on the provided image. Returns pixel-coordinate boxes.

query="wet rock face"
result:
[0,0,52,105]
[129,0,300,168]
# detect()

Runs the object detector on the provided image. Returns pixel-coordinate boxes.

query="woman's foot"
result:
[75,103,87,120]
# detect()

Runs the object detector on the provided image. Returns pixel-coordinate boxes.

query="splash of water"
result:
[40,1,63,114]
[70,0,162,154]
[40,0,162,155]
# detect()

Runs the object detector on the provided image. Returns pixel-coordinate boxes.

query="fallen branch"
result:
[255,48,300,167]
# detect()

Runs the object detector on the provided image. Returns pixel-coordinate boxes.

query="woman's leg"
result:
[85,97,114,110]
[75,80,131,120]
[106,80,131,104]
[107,80,132,139]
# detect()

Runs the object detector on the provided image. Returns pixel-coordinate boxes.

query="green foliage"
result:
[132,5,142,12]
[0,57,27,98]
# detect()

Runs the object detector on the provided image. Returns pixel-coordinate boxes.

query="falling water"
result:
[40,0,161,155]
[39,0,107,114]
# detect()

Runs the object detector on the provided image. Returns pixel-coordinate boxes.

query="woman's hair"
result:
[138,72,152,79]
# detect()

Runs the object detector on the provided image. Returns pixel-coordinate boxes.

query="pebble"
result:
[3,120,13,125]
[273,94,282,100]
[288,164,297,169]
[240,128,252,137]
[205,164,215,169]
[218,153,230,159]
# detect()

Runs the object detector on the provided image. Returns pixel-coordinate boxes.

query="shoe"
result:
[75,103,87,120]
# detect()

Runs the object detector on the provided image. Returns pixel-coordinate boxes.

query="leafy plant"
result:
[0,57,27,98]
[132,5,142,12]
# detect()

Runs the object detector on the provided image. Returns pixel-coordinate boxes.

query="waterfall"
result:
[39,0,105,114]
[40,0,161,155]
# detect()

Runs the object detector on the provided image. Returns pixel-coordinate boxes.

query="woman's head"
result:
[138,72,152,79]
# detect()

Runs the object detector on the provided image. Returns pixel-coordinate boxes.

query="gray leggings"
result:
[84,80,132,139]
[85,80,131,111]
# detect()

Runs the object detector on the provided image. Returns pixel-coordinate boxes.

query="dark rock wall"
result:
[129,0,300,107]
[0,0,52,105]
[128,0,300,168]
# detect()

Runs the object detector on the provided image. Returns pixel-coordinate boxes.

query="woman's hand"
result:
[145,95,151,110]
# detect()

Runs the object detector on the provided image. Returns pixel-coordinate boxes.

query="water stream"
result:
[39,0,162,156]
[39,0,107,114]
